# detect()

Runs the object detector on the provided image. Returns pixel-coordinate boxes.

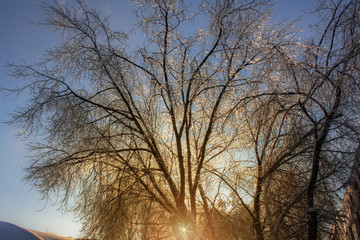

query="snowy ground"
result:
[0,221,75,240]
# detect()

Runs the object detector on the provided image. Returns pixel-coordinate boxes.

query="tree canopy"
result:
[7,0,360,239]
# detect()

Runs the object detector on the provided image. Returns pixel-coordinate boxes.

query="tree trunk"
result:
[307,87,341,240]
[306,152,320,240]
[254,178,264,240]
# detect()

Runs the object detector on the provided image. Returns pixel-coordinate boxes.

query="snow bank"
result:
[0,221,40,240]
[0,221,74,240]
[28,229,74,240]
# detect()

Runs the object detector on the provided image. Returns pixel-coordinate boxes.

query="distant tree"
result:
[210,93,313,240]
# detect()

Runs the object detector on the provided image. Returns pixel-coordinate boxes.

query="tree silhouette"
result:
[6,0,360,239]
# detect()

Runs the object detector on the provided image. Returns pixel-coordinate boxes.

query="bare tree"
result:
[6,0,281,239]
[205,0,360,239]
[7,0,360,239]
[209,92,314,240]
[271,0,360,239]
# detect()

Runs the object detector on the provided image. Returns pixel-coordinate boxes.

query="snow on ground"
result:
[28,229,75,240]
[0,221,40,240]
[0,221,75,240]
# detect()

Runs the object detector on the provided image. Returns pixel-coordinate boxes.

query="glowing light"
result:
[181,227,186,232]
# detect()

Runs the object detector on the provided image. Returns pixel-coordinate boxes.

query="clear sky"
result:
[0,0,315,238]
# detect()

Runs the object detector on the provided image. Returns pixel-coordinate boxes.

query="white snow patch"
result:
[28,229,74,240]
[0,221,75,240]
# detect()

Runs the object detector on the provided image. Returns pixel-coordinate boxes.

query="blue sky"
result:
[0,0,315,238]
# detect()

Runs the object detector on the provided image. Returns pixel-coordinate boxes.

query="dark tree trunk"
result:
[306,86,341,240]
[254,177,264,240]
[306,147,320,240]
